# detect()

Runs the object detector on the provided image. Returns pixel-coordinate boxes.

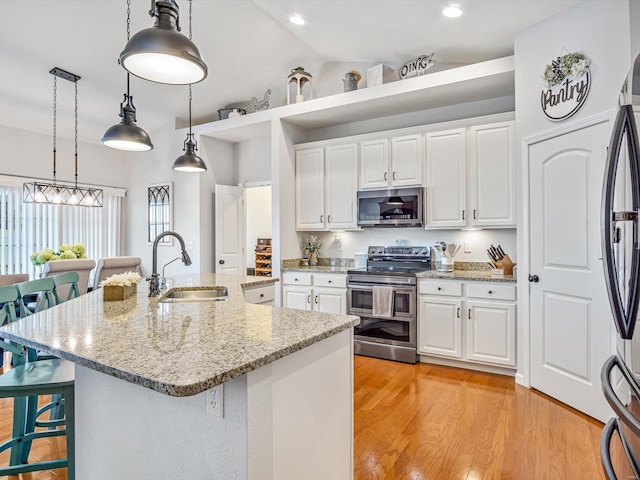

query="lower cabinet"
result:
[243,283,276,306]
[418,279,516,368]
[282,272,347,315]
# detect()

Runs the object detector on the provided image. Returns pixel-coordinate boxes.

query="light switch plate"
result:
[207,384,224,418]
[464,241,471,253]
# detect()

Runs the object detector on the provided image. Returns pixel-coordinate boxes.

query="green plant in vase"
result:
[301,236,322,266]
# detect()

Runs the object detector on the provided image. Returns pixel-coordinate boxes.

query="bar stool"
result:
[0,285,75,478]
[52,272,81,304]
[15,277,57,318]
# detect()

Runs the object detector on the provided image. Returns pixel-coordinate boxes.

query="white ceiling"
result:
[0,0,581,145]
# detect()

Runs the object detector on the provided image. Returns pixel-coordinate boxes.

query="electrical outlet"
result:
[464,241,471,253]
[207,384,224,418]
[187,241,194,250]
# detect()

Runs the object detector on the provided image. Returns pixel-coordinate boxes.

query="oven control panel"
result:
[368,245,430,258]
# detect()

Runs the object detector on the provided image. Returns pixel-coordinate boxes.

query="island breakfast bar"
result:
[0,274,360,480]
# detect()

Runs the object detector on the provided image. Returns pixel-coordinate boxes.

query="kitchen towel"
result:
[372,286,394,318]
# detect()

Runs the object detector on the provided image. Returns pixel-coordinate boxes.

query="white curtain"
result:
[0,185,123,278]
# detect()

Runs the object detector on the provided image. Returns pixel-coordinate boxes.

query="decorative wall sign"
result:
[399,53,435,80]
[540,52,591,121]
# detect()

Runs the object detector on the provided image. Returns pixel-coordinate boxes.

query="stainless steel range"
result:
[347,245,431,364]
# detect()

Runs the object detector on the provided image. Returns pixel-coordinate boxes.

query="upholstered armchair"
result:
[41,259,96,296]
[92,256,143,290]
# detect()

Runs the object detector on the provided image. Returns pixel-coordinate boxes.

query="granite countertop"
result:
[0,274,359,397]
[281,265,351,274]
[416,270,516,283]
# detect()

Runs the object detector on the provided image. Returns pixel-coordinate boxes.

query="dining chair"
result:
[92,256,143,290]
[0,275,27,367]
[52,272,81,304]
[15,277,57,318]
[42,258,96,296]
[0,285,75,478]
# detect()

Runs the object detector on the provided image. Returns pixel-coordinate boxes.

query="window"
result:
[0,183,124,279]
[147,182,173,245]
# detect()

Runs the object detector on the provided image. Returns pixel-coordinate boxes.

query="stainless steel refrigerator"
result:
[601,52,640,478]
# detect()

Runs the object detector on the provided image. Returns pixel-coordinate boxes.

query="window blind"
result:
[0,185,123,279]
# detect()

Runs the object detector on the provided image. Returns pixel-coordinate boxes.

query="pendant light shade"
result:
[173,134,207,172]
[119,0,207,85]
[102,93,153,151]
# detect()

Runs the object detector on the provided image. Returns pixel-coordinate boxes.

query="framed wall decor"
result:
[147,182,173,245]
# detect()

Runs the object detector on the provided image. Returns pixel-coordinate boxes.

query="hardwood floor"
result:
[354,355,604,480]
[0,353,605,479]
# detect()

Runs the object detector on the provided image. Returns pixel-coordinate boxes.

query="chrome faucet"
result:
[149,231,192,296]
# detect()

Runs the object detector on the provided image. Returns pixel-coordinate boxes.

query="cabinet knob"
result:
[488,290,493,294]
[528,274,539,283]
[328,280,333,283]
[437,287,442,291]
[294,278,299,281]
[219,259,225,265]
[259,293,264,298]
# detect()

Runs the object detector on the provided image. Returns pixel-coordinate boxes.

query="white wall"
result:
[245,186,272,269]
[236,137,271,184]
[0,124,129,189]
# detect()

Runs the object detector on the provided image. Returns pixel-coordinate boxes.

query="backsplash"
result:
[297,228,517,263]
[282,257,354,268]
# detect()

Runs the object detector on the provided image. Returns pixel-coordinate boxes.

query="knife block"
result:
[494,254,515,275]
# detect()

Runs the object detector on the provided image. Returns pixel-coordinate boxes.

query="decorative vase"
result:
[103,283,137,302]
[343,71,361,92]
[308,251,318,266]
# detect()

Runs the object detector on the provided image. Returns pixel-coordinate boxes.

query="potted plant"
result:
[301,236,322,266]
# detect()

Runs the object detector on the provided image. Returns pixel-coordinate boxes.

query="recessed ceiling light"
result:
[442,4,463,18]
[289,14,305,25]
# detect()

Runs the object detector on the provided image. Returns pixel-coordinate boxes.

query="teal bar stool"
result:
[0,285,75,478]
[52,272,81,304]
[15,277,57,318]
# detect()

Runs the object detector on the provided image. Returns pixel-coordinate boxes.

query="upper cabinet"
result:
[296,144,358,231]
[425,120,516,229]
[360,134,422,190]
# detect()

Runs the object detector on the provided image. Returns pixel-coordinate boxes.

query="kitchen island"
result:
[0,274,359,480]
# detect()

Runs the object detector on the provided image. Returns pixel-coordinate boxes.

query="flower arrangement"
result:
[99,271,142,288]
[301,235,322,255]
[542,52,590,88]
[30,243,87,266]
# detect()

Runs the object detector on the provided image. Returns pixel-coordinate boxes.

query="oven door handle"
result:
[348,284,416,294]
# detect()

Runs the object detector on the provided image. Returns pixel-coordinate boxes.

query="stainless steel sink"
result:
[158,286,228,303]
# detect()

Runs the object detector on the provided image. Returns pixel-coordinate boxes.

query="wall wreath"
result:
[540,51,591,121]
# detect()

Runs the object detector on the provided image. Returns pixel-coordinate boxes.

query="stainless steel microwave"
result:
[357,187,424,227]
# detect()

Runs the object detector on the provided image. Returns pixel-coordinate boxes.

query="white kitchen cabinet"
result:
[243,283,276,306]
[418,279,517,369]
[468,121,516,227]
[283,286,313,311]
[425,128,466,228]
[296,148,325,230]
[296,144,358,231]
[424,121,516,229]
[283,273,347,314]
[359,134,422,190]
[466,299,516,367]
[418,296,463,359]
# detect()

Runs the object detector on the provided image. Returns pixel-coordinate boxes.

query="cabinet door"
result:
[314,287,347,314]
[296,148,325,230]
[391,134,423,187]
[418,296,462,358]
[325,144,358,229]
[466,299,516,367]
[283,286,313,311]
[425,128,466,228]
[468,121,516,227]
[359,139,389,190]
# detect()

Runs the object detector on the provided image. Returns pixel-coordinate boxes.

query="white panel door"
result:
[418,296,462,358]
[359,139,389,190]
[296,148,325,230]
[314,288,347,315]
[391,134,422,187]
[283,286,312,311]
[325,144,358,230]
[425,128,466,228]
[215,185,245,275]
[529,122,612,422]
[466,300,516,367]
[468,121,516,227]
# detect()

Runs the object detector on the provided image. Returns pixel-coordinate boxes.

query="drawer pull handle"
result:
[393,171,397,181]
[307,295,311,304]
[384,172,387,181]
[314,295,318,304]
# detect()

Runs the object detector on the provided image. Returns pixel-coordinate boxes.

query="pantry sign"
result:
[540,52,591,121]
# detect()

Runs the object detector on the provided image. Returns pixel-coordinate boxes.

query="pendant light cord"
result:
[188,0,193,138]
[126,0,131,97]
[74,81,79,189]
[52,75,57,184]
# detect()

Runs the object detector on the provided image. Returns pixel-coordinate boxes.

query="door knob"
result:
[528,274,539,283]
[219,259,225,265]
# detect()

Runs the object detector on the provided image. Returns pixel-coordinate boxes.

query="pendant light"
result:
[172,0,206,173]
[24,68,104,207]
[119,0,207,85]
[102,0,153,152]
[172,84,207,172]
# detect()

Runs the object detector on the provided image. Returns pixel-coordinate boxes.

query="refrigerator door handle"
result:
[602,104,640,339]
[601,417,640,480]
[602,355,640,437]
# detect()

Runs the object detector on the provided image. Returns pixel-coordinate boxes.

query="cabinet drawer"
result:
[313,274,347,288]
[283,272,312,286]
[418,280,463,297]
[466,283,516,301]
[244,284,276,304]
